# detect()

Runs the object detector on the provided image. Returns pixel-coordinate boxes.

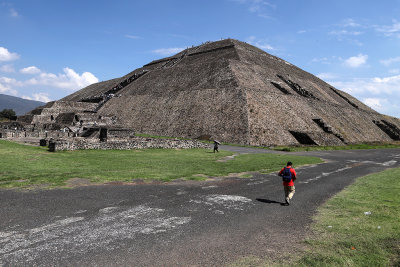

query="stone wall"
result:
[0,128,210,150]
[0,125,137,141]
[51,137,210,151]
[0,129,74,139]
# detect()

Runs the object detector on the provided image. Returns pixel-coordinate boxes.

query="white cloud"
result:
[0,77,19,95]
[1,67,98,101]
[257,14,273,19]
[0,46,98,99]
[312,57,330,64]
[31,93,51,102]
[362,98,384,110]
[317,72,337,80]
[312,56,341,65]
[389,69,400,74]
[329,19,365,46]
[255,42,274,50]
[21,94,50,102]
[125,35,142,39]
[329,30,363,36]
[0,47,20,62]
[344,54,368,68]
[0,76,23,87]
[372,74,400,85]
[246,36,275,51]
[375,20,400,38]
[0,64,15,73]
[331,74,400,117]
[9,8,18,17]
[361,97,398,117]
[332,75,400,95]
[25,67,98,91]
[380,56,400,66]
[328,33,363,46]
[232,0,275,9]
[20,66,41,74]
[152,47,184,56]
[0,83,17,95]
[231,0,275,18]
[341,18,361,28]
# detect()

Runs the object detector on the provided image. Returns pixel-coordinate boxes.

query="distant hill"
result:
[0,94,46,115]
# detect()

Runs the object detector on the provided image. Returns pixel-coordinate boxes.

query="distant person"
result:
[213,141,220,153]
[278,161,297,205]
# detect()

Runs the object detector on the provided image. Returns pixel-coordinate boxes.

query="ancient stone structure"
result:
[2,39,400,147]
[0,122,209,151]
[50,137,209,151]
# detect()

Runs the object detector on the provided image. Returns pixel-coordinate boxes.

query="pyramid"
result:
[20,39,400,146]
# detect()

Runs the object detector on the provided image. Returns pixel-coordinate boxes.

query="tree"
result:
[0,109,17,120]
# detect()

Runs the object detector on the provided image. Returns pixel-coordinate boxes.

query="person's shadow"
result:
[256,198,287,206]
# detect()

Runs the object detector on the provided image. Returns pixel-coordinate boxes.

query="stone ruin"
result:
[1,39,400,149]
[0,100,208,151]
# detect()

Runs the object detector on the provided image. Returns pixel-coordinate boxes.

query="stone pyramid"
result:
[22,39,400,146]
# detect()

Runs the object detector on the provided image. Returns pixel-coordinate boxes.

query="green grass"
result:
[295,167,400,267]
[230,168,400,267]
[0,140,321,188]
[272,142,400,152]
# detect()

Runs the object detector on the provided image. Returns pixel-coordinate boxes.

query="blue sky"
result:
[1,0,400,117]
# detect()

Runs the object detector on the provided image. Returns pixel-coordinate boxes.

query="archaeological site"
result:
[1,39,400,150]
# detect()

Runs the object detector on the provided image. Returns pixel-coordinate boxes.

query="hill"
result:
[0,94,45,116]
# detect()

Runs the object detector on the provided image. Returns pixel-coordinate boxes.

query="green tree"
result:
[0,109,16,120]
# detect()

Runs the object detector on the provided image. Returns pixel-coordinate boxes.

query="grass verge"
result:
[230,167,400,267]
[0,140,321,189]
[296,167,400,266]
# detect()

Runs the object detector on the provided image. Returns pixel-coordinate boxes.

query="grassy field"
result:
[232,168,400,267]
[296,167,400,266]
[0,140,322,188]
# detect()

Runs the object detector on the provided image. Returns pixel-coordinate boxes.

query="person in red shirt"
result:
[278,161,297,205]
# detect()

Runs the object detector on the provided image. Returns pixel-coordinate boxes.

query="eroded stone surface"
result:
[2,39,400,147]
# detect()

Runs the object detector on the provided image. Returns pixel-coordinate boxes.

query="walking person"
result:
[213,140,220,153]
[278,161,297,205]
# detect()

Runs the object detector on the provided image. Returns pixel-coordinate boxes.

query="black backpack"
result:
[282,167,292,182]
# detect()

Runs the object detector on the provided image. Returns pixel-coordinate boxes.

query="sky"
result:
[1,0,400,118]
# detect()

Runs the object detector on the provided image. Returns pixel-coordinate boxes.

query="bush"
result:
[0,109,16,120]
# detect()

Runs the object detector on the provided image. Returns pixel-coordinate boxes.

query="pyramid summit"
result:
[15,39,400,146]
